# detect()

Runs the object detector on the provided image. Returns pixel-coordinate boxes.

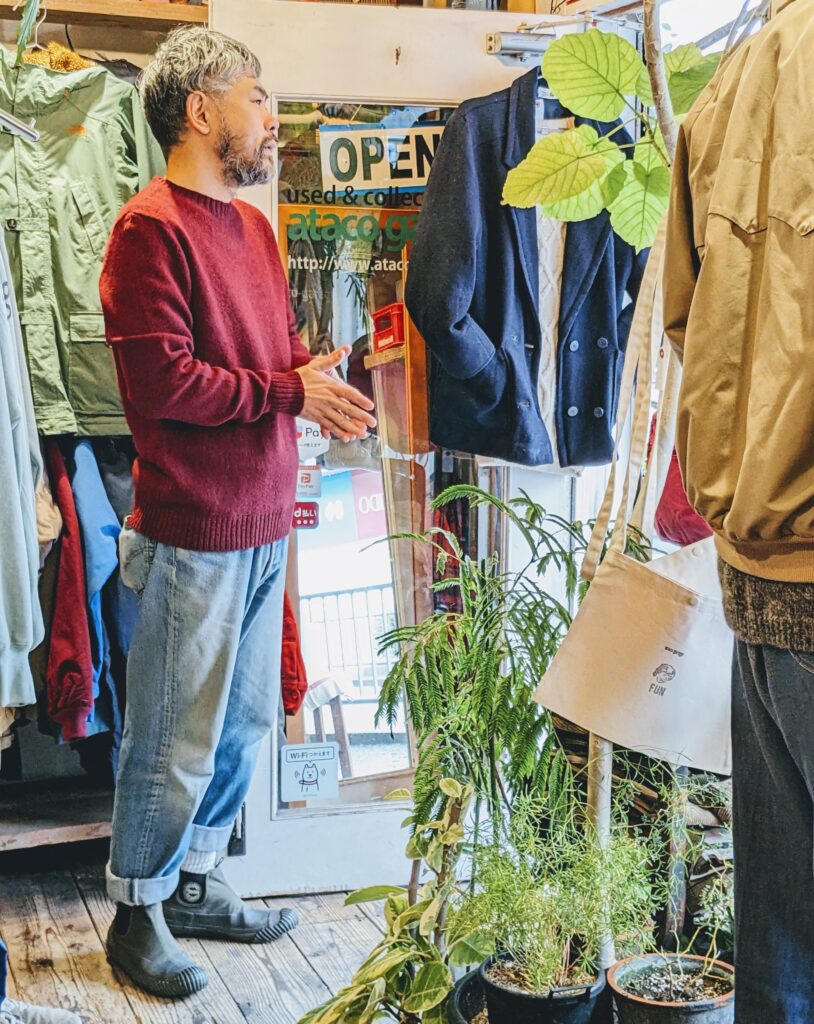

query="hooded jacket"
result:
[664,0,814,582]
[0,51,164,436]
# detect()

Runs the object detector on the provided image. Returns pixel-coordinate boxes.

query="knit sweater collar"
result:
[161,178,238,218]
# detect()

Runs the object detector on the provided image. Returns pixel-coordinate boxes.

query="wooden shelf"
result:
[0,778,113,852]
[0,0,209,32]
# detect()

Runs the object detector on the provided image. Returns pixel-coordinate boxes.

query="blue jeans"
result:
[106,527,288,906]
[733,641,814,1022]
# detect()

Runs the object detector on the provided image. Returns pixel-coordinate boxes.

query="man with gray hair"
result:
[99,27,375,997]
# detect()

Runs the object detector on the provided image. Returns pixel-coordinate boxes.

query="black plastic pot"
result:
[447,968,486,1023]
[478,955,606,1024]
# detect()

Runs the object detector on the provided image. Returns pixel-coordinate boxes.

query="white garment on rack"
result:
[0,232,43,707]
[534,110,578,473]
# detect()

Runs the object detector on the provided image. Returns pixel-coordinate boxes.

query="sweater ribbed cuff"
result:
[51,703,91,743]
[269,370,305,417]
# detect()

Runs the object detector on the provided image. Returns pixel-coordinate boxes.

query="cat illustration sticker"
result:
[280,742,340,803]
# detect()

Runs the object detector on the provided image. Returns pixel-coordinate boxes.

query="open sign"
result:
[319,123,443,193]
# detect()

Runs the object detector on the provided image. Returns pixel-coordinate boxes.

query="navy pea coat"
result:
[405,68,649,467]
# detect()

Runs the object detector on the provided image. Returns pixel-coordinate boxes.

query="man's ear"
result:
[185,90,215,138]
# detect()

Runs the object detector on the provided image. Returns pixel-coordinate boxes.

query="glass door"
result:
[211,0,571,896]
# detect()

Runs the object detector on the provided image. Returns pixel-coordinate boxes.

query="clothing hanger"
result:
[27,2,47,53]
[12,0,47,55]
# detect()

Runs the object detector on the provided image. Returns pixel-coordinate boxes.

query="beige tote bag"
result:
[534,222,733,776]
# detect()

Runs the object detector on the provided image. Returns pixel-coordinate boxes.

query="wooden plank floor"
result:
[0,843,386,1024]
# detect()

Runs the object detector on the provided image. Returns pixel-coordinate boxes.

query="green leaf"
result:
[447,931,495,967]
[14,0,41,67]
[422,1004,448,1024]
[393,898,433,934]
[345,885,407,907]
[665,42,705,75]
[439,779,463,799]
[503,127,607,209]
[608,162,670,252]
[384,787,412,801]
[299,986,367,1024]
[441,823,465,846]
[359,978,387,1024]
[405,834,429,860]
[426,840,444,873]
[419,897,442,937]
[637,50,720,113]
[669,55,721,115]
[353,947,414,985]
[540,131,626,222]
[542,29,644,121]
[633,131,668,174]
[384,893,409,929]
[402,962,453,1013]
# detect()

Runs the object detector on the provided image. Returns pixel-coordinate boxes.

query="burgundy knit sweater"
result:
[99,178,311,552]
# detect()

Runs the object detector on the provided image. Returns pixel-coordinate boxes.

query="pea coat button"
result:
[597,337,609,349]
[569,340,580,352]
[594,407,604,418]
[567,406,579,418]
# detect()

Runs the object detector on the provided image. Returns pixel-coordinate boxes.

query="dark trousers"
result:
[733,641,814,1022]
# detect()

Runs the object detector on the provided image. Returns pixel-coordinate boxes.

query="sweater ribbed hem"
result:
[715,534,814,583]
[51,703,92,743]
[129,503,294,553]
[269,370,306,416]
[718,559,814,652]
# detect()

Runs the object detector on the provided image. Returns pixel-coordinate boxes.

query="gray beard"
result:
[216,126,274,188]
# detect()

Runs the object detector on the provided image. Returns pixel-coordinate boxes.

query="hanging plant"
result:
[502,27,720,252]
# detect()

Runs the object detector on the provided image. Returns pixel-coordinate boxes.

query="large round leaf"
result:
[669,55,721,115]
[541,160,627,222]
[502,125,607,209]
[633,131,669,174]
[608,162,670,252]
[542,29,644,121]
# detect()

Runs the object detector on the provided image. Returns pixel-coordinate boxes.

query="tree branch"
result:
[643,0,677,164]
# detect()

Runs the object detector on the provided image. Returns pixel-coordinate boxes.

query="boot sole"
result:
[166,907,300,944]
[107,950,209,998]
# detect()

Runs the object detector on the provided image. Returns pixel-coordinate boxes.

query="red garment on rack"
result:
[648,417,712,548]
[44,441,93,741]
[281,592,308,716]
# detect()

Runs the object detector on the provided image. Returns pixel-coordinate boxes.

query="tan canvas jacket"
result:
[664,0,814,582]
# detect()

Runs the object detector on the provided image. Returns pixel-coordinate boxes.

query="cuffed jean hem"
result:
[106,862,179,906]
[190,822,234,853]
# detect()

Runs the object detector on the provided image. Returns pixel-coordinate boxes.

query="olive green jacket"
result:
[664,0,814,582]
[0,50,164,436]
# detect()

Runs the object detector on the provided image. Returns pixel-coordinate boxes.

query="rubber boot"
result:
[163,866,299,943]
[105,902,209,998]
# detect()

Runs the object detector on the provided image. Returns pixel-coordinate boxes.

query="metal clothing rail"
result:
[0,107,40,143]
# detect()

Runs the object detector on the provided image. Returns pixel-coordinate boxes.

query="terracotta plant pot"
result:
[478,955,606,1024]
[608,954,734,1024]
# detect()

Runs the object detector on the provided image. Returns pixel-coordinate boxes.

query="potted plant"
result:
[608,866,734,1023]
[607,955,733,1023]
[446,799,657,1024]
[298,779,493,1024]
